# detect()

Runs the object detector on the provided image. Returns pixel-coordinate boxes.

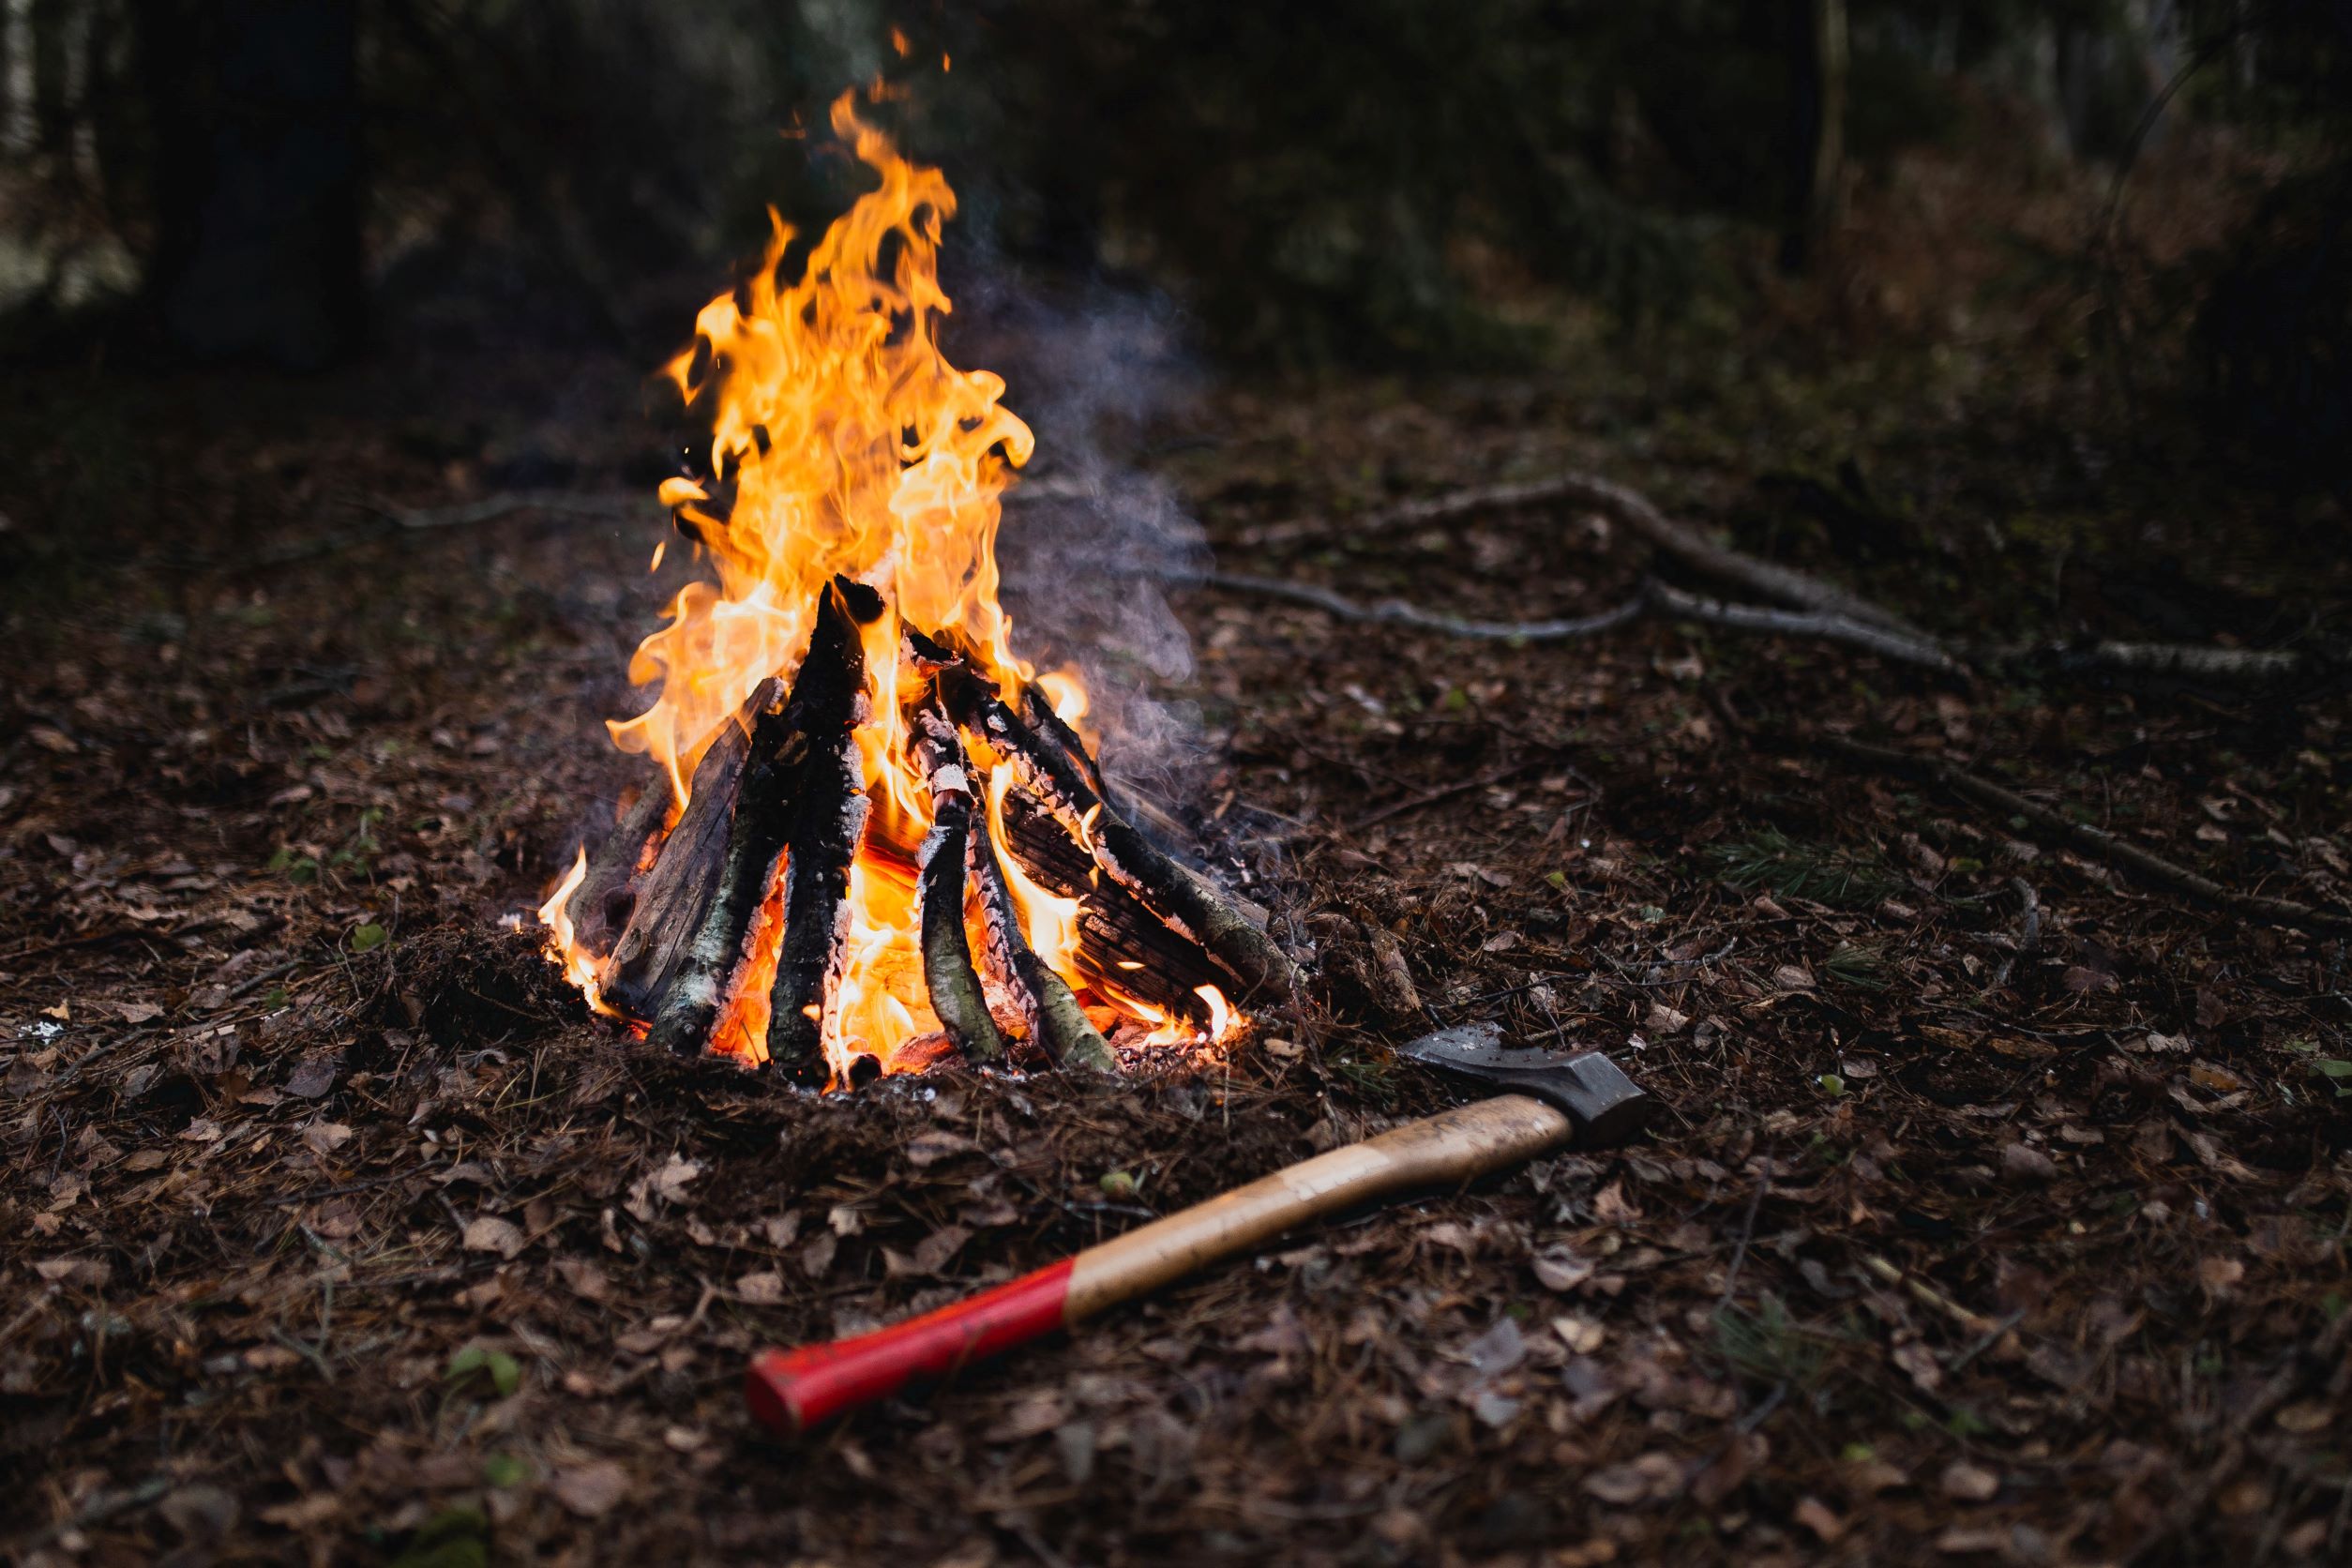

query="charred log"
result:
[638,676,795,1053]
[605,693,768,1021]
[999,787,1227,1015]
[565,780,668,957]
[1020,686,1111,806]
[912,701,1005,1062]
[948,679,1299,1001]
[763,578,886,1083]
[968,822,1118,1073]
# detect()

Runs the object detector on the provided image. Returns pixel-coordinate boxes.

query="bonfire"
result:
[535,92,1295,1088]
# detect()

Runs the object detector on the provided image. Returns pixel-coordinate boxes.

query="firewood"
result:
[948,679,1300,1002]
[1019,686,1110,805]
[999,788,1226,1016]
[565,779,667,958]
[911,701,1005,1062]
[763,578,886,1083]
[636,675,792,1051]
[968,820,1118,1073]
[604,690,769,1021]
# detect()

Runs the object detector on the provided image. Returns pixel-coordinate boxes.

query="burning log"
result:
[998,788,1228,1016]
[911,701,1005,1063]
[1020,686,1111,806]
[966,792,1120,1074]
[564,780,667,958]
[605,692,768,1020]
[639,676,795,1052]
[949,682,1299,1002]
[763,578,884,1084]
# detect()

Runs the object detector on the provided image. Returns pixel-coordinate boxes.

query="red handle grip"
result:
[745,1258,1075,1436]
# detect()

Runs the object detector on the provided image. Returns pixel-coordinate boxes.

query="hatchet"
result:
[745,1024,1651,1436]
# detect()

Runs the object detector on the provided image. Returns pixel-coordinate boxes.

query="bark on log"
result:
[912,702,1006,1062]
[763,578,886,1084]
[951,681,1300,1001]
[1020,686,1111,805]
[565,779,668,959]
[968,815,1119,1073]
[636,676,793,1052]
[605,696,767,1021]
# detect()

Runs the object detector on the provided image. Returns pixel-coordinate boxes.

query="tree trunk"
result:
[1781,0,1847,274]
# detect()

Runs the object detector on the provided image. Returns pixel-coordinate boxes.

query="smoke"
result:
[944,264,1216,820]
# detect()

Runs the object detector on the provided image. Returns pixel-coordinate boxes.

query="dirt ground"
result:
[3,310,2349,1568]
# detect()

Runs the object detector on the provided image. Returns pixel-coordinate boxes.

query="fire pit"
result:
[535,94,1296,1086]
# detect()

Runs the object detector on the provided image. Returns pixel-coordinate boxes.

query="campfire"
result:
[535,93,1295,1087]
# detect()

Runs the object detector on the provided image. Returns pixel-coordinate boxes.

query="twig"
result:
[1824,736,2351,933]
[1647,581,1959,671]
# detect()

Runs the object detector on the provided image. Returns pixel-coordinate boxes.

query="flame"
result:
[531,86,1238,1071]
[537,849,618,1018]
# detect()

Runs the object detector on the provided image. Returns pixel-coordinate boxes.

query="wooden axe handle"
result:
[746,1093,1572,1436]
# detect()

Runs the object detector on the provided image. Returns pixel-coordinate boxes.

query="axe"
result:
[745,1024,1651,1436]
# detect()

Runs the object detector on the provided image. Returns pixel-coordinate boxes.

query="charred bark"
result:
[763,578,886,1084]
[565,781,669,959]
[636,676,793,1052]
[999,788,1227,1016]
[605,694,768,1021]
[948,679,1299,1001]
[968,822,1118,1074]
[912,701,1005,1063]
[1020,686,1111,806]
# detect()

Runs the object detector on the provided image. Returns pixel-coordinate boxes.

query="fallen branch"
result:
[1195,572,1959,671]
[1823,736,2350,932]
[1234,469,1922,637]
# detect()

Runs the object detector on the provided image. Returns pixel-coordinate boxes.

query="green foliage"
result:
[445,1343,521,1398]
[1709,828,1904,909]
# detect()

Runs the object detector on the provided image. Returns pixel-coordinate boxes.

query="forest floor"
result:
[2,308,2349,1568]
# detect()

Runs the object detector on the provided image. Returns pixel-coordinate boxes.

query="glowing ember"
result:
[535,85,1245,1078]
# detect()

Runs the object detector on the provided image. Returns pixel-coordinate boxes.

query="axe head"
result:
[1399,1024,1654,1149]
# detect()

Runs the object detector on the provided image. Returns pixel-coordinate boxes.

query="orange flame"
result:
[535,86,1238,1069]
[537,849,617,1018]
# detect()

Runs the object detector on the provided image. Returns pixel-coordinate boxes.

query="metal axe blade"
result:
[1397,1022,1654,1148]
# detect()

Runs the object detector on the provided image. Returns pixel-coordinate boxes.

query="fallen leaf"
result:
[1532,1247,1593,1292]
[1791,1495,1845,1544]
[735,1270,786,1304]
[1999,1142,2058,1180]
[180,1118,224,1143]
[551,1460,630,1518]
[555,1259,609,1300]
[649,1155,702,1203]
[1582,1452,1683,1505]
[1940,1460,1999,1502]
[124,1147,169,1171]
[462,1216,526,1259]
[284,1055,339,1098]
[303,1121,354,1155]
[2197,1256,2244,1296]
[799,1231,837,1278]
[886,1225,972,1277]
[904,1130,978,1168]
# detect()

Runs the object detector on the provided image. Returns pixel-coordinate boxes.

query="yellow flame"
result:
[536,849,617,1018]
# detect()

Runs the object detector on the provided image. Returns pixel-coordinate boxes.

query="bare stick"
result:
[1646,581,1960,671]
[1825,736,2350,932]
[764,578,885,1084]
[911,702,1006,1063]
[1020,686,1112,804]
[1199,572,1647,643]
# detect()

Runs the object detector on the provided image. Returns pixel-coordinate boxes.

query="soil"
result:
[3,309,2348,1568]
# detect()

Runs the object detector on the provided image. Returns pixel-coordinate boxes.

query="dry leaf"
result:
[1940,1460,1999,1501]
[736,1270,786,1304]
[1999,1142,2058,1180]
[462,1216,526,1259]
[1532,1247,1592,1292]
[555,1259,609,1300]
[303,1121,354,1155]
[551,1459,630,1518]
[904,1130,978,1168]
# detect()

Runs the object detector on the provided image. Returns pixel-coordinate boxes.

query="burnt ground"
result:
[3,318,2350,1568]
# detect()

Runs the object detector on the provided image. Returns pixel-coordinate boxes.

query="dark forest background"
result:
[0,1,2346,480]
